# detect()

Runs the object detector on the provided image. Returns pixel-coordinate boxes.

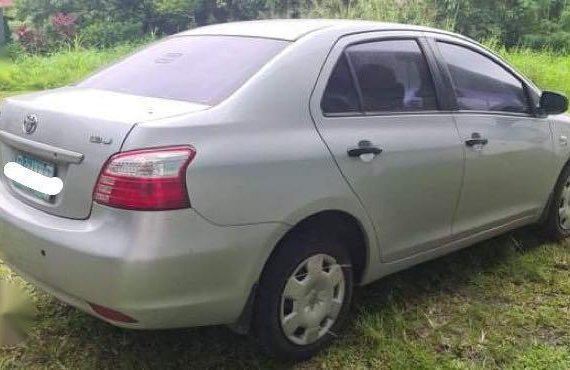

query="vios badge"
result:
[23,114,38,134]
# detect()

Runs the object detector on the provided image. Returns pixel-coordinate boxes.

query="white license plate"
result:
[14,154,56,201]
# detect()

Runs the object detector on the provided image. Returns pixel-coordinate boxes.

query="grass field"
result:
[0,46,569,369]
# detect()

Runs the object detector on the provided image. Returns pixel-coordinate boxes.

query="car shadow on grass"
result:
[24,227,554,369]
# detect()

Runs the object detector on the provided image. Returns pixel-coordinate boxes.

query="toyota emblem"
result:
[23,114,38,134]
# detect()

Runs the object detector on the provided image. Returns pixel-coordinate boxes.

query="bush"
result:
[8,0,269,54]
[80,21,144,48]
[0,42,25,61]
[152,0,196,34]
[14,25,49,54]
[50,13,78,41]
[521,32,570,53]
[5,0,570,55]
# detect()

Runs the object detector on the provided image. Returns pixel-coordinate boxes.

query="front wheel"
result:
[543,164,570,240]
[253,233,353,361]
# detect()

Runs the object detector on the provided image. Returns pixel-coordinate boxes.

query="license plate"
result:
[14,154,56,201]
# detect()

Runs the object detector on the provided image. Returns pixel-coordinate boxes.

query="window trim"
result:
[321,36,445,118]
[344,51,365,113]
[430,38,537,118]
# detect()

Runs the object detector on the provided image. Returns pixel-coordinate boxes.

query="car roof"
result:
[177,19,466,42]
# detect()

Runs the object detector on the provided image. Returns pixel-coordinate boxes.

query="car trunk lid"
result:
[0,87,209,219]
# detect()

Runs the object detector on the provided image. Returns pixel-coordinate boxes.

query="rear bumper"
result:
[0,183,288,329]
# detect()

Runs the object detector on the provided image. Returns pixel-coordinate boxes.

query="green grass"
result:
[0,44,140,92]
[0,229,567,369]
[497,48,570,98]
[0,47,569,368]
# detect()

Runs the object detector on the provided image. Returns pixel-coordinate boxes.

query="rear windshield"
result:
[78,36,290,105]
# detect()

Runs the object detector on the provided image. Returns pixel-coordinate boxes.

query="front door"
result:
[432,39,557,236]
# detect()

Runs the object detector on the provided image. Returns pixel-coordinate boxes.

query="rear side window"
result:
[321,54,361,114]
[78,36,289,105]
[346,40,437,113]
[437,42,530,113]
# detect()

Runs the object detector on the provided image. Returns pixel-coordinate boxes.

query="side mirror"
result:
[539,91,568,115]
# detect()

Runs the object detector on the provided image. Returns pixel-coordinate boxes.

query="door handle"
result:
[347,140,382,158]
[347,146,383,157]
[465,138,488,147]
[465,133,488,147]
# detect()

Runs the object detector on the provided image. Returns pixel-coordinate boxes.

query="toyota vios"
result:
[0,20,568,360]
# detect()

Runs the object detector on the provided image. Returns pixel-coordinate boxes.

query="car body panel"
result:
[312,113,465,262]
[550,114,570,169]
[451,114,556,237]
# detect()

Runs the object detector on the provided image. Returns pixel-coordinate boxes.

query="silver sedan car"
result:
[0,19,568,360]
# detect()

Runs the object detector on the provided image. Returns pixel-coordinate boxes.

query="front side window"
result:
[346,40,438,113]
[78,36,290,105]
[437,42,530,113]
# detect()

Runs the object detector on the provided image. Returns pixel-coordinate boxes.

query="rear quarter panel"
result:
[120,30,381,283]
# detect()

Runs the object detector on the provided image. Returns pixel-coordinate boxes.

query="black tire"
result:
[543,163,570,240]
[252,230,354,361]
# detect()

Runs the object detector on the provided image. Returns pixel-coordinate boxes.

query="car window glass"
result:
[437,42,530,113]
[321,54,361,114]
[78,36,289,105]
[346,40,437,113]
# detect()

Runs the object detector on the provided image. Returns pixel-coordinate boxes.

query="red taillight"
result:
[93,146,196,211]
[88,302,138,323]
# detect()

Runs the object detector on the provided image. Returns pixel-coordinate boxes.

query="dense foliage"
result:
[2,0,570,52]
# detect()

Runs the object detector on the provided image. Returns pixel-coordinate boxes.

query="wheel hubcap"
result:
[279,254,345,346]
[559,177,570,230]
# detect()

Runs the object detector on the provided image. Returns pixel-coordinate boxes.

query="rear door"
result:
[311,32,464,262]
[430,37,557,236]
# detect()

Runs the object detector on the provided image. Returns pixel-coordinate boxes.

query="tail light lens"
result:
[93,146,196,211]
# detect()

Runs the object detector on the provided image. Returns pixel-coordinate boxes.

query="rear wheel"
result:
[253,232,353,361]
[543,164,570,240]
